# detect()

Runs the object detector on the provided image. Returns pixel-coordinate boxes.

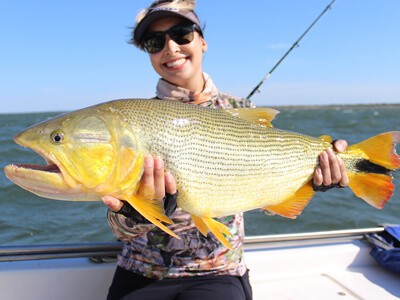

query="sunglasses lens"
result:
[142,24,198,53]
[170,26,195,45]
[143,33,165,53]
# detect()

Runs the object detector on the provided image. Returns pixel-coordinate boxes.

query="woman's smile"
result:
[164,57,187,69]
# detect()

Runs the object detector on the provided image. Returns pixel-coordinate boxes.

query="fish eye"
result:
[50,131,64,144]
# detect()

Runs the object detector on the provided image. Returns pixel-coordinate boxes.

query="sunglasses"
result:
[141,23,202,54]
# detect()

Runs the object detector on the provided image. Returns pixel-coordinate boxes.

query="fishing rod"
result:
[246,0,337,100]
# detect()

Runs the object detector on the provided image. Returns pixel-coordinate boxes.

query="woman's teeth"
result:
[166,58,186,68]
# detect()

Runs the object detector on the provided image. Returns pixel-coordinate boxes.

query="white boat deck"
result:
[1,229,399,299]
[244,234,399,299]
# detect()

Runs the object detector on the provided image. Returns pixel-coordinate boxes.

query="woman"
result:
[103,1,348,299]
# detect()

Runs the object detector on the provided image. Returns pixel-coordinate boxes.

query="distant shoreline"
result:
[267,103,400,110]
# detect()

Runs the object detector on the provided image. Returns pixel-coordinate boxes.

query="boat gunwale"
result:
[0,227,384,262]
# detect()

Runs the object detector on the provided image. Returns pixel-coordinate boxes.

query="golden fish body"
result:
[119,100,325,217]
[4,99,400,248]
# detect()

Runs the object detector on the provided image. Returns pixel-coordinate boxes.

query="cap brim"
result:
[134,10,201,44]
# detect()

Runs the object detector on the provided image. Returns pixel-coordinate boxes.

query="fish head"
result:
[4,106,143,201]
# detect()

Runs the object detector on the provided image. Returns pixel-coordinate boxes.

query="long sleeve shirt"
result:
[107,74,255,279]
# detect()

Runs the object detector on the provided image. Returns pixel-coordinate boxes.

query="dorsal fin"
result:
[224,108,279,127]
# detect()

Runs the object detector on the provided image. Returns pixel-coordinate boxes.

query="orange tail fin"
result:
[345,131,400,208]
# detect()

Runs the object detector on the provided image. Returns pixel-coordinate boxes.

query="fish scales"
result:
[97,100,327,216]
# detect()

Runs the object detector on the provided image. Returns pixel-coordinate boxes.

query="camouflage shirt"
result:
[107,74,255,279]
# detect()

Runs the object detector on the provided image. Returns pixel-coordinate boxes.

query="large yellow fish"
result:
[4,99,400,248]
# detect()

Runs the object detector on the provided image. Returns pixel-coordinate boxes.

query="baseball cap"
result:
[132,0,202,47]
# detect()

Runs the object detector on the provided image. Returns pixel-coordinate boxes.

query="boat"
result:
[1,227,399,299]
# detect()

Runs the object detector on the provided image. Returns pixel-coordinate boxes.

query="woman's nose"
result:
[164,35,179,54]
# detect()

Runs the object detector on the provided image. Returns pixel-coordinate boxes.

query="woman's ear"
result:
[201,39,208,53]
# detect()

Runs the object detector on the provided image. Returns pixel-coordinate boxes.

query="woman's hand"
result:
[102,155,177,212]
[313,140,349,190]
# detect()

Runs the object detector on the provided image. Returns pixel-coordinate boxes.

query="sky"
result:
[0,0,399,113]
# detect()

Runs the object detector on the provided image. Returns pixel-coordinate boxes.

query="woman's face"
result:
[146,17,207,92]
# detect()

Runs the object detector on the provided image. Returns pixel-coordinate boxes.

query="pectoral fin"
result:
[124,194,179,239]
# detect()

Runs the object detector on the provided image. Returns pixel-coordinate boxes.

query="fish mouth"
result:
[11,163,61,173]
[7,139,65,177]
[3,144,80,200]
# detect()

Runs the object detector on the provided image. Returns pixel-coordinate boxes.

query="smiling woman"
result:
[142,18,207,94]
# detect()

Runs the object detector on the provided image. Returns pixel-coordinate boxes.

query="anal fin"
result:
[191,215,232,249]
[262,182,315,219]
